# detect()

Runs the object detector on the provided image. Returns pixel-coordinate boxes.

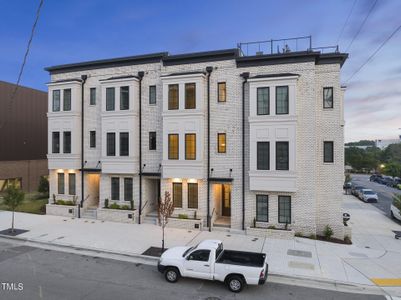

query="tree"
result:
[38,176,49,195]
[345,140,375,147]
[382,144,401,164]
[158,191,174,252]
[383,162,401,178]
[393,194,401,214]
[3,184,25,233]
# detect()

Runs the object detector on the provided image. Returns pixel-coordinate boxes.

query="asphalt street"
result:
[0,240,385,300]
[351,174,401,221]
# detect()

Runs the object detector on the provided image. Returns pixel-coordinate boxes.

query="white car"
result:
[360,189,378,203]
[391,203,401,221]
[157,239,268,293]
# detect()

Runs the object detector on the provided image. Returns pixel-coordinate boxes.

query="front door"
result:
[222,184,231,217]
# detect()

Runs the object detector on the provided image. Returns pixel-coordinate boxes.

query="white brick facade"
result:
[46,48,347,237]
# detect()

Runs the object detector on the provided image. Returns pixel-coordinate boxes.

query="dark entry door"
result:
[222,184,231,217]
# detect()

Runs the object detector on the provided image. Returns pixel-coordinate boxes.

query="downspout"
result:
[206,66,213,231]
[137,71,144,224]
[240,72,249,231]
[79,74,88,218]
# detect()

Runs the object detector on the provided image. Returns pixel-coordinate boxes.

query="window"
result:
[217,133,226,153]
[52,90,60,112]
[106,133,116,156]
[256,195,268,222]
[323,87,333,108]
[149,85,156,105]
[276,142,289,170]
[90,131,96,148]
[257,142,270,170]
[111,177,120,200]
[257,87,269,115]
[63,131,71,153]
[324,141,334,163]
[120,86,129,110]
[120,132,129,156]
[68,173,76,195]
[173,182,182,208]
[168,84,179,110]
[168,134,179,160]
[52,132,60,153]
[106,87,115,111]
[149,132,156,150]
[124,178,133,202]
[218,82,226,102]
[188,183,198,209]
[63,89,71,111]
[187,250,210,262]
[276,86,289,115]
[278,196,291,223]
[185,83,196,109]
[57,173,64,194]
[90,88,96,105]
[185,134,196,160]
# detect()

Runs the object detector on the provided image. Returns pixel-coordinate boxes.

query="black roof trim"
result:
[45,52,168,74]
[47,78,82,84]
[208,177,234,183]
[250,73,299,79]
[140,172,161,177]
[161,71,207,77]
[163,48,239,66]
[80,168,102,173]
[237,51,348,68]
[99,75,139,81]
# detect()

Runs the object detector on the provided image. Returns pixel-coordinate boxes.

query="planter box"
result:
[97,208,137,223]
[246,227,295,239]
[166,218,203,231]
[46,204,78,217]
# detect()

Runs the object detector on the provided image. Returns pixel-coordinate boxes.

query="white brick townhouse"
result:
[45,38,348,238]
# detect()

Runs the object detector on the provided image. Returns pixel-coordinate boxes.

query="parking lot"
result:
[351,174,401,221]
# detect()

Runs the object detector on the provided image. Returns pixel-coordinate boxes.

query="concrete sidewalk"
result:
[0,195,401,297]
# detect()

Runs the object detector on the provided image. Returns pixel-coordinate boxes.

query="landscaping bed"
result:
[0,192,47,215]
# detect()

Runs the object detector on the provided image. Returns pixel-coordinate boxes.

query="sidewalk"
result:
[0,195,401,297]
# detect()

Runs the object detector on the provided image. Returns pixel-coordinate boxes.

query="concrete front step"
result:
[142,217,158,225]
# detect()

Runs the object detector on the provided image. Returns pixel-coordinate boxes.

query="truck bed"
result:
[216,250,266,268]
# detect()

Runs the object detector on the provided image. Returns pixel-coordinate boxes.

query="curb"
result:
[0,233,387,296]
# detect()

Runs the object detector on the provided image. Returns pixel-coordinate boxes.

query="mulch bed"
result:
[0,228,29,236]
[316,235,352,245]
[142,247,168,257]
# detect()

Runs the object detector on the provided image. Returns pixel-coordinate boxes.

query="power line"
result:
[0,0,44,130]
[345,0,378,52]
[345,24,401,83]
[336,0,358,45]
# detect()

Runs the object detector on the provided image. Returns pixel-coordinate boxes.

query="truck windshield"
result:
[182,247,193,257]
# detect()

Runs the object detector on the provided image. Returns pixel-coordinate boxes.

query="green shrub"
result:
[309,234,316,240]
[130,200,134,210]
[65,200,74,206]
[38,176,49,195]
[104,198,109,208]
[121,205,130,210]
[267,225,276,229]
[344,235,352,244]
[109,203,120,209]
[56,200,65,205]
[295,232,303,237]
[178,214,188,219]
[323,225,334,240]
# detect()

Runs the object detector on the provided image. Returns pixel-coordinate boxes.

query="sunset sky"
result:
[1,0,400,142]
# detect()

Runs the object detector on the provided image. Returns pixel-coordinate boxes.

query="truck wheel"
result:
[227,275,244,293]
[165,267,180,283]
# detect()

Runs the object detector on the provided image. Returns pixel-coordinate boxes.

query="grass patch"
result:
[0,192,48,215]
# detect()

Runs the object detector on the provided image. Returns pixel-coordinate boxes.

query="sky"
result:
[1,0,400,142]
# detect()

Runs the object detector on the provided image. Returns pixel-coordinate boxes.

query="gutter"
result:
[137,71,144,224]
[206,66,213,231]
[240,72,249,230]
[79,74,88,217]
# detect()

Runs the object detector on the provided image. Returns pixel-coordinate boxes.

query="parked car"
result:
[392,178,401,190]
[360,189,378,203]
[343,182,352,190]
[370,174,382,182]
[351,185,364,197]
[157,240,268,293]
[391,200,401,221]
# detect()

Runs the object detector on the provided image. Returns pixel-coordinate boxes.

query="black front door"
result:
[222,184,231,217]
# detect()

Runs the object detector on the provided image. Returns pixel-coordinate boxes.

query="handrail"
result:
[141,200,149,212]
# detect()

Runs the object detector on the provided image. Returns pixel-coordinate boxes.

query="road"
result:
[351,174,401,221]
[0,240,384,300]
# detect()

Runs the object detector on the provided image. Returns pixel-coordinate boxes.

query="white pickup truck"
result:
[157,239,268,292]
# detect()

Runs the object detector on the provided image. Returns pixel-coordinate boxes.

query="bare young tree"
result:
[3,184,25,233]
[158,191,174,252]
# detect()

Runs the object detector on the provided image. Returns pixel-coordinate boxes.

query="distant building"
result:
[375,136,401,150]
[0,81,48,192]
